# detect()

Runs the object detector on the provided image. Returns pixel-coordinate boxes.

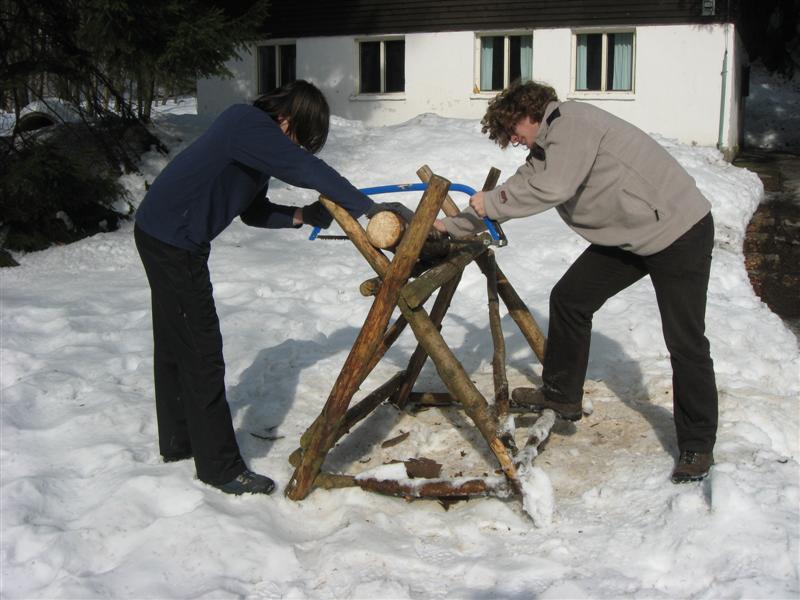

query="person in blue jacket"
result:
[134,80,409,496]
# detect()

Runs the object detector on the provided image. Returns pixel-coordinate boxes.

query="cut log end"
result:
[367,211,406,249]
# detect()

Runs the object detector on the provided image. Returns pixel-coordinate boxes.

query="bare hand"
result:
[469,192,487,217]
[432,219,448,234]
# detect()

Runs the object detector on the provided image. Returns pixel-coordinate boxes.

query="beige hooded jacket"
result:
[443,101,711,256]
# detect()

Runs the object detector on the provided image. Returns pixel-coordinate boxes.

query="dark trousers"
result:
[542,213,718,453]
[134,226,245,485]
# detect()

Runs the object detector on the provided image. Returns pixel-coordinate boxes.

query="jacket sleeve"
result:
[228,110,374,218]
[240,190,300,229]
[482,113,604,221]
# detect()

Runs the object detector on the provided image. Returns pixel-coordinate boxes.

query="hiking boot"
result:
[216,469,276,496]
[671,451,714,484]
[510,387,582,421]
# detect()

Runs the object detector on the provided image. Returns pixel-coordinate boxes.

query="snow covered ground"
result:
[2,92,799,598]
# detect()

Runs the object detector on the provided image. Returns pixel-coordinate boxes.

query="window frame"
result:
[473,31,534,95]
[256,40,297,95]
[569,28,636,98]
[354,36,406,98]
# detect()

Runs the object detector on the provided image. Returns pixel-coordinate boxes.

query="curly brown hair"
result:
[481,80,559,148]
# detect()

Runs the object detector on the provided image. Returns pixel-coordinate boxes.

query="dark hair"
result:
[481,80,559,148]
[253,80,330,154]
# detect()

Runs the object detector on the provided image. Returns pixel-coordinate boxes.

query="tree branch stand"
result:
[284,166,554,511]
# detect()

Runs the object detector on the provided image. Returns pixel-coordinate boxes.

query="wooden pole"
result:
[356,477,509,499]
[400,243,487,309]
[285,177,451,500]
[485,250,509,418]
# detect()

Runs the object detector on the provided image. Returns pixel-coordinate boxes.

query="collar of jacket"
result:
[526,101,561,162]
[537,101,562,141]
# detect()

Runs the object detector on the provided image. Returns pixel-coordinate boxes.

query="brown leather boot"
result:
[510,387,582,421]
[671,451,714,483]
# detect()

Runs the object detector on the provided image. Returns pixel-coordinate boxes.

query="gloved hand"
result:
[365,201,415,224]
[301,200,334,229]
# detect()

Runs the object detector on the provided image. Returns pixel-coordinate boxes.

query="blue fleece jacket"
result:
[135,103,373,252]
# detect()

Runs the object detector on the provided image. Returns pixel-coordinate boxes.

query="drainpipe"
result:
[717,25,730,153]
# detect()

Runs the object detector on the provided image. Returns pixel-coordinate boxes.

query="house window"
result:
[574,31,634,92]
[477,33,533,92]
[258,43,296,94]
[358,38,405,94]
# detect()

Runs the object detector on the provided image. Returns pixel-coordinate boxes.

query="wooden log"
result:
[356,476,510,499]
[514,409,556,471]
[367,210,406,249]
[314,472,357,490]
[485,250,510,418]
[391,272,462,409]
[401,243,487,309]
[360,277,381,297]
[285,177,452,500]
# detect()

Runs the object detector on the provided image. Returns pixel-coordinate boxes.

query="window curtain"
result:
[612,33,633,90]
[520,36,533,82]
[480,37,494,91]
[576,34,588,90]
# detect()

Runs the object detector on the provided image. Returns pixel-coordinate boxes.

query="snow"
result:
[2,88,799,598]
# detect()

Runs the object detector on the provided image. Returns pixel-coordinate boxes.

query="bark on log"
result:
[356,476,509,499]
[401,243,487,309]
[360,277,381,297]
[485,250,510,418]
[285,178,451,500]
[367,211,406,249]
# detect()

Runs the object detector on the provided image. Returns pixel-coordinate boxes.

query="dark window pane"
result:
[509,36,521,83]
[585,33,602,91]
[360,41,381,93]
[491,36,504,90]
[385,40,405,92]
[606,34,615,90]
[280,44,296,86]
[258,46,276,93]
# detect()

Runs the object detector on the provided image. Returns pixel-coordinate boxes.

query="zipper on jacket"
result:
[655,209,660,221]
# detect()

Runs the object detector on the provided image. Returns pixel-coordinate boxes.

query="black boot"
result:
[671,451,713,483]
[511,387,583,421]
[215,469,276,495]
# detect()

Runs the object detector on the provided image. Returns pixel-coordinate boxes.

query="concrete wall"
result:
[198,24,742,152]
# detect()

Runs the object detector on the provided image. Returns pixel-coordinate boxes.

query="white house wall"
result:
[198,24,740,151]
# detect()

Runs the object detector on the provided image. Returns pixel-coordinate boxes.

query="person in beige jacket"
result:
[435,81,717,484]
